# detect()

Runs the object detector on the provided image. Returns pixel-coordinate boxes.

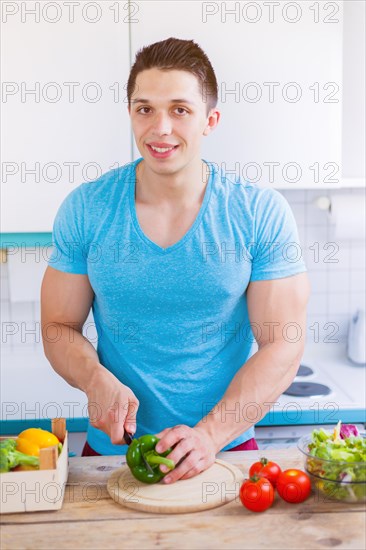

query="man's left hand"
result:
[154,425,217,484]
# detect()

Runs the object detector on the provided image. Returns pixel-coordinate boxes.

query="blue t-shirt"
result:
[49,157,307,454]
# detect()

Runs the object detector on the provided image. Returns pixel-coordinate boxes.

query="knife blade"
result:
[123,429,155,475]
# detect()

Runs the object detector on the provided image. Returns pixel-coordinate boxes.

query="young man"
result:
[41,38,310,484]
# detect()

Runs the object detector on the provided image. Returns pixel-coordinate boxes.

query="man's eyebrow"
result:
[131,98,195,105]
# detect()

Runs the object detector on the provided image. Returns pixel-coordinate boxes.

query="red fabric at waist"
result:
[82,441,101,456]
[226,438,259,451]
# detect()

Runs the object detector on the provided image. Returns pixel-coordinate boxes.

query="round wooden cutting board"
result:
[107,459,244,514]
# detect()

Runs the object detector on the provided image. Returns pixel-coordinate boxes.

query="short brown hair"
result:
[127,37,218,114]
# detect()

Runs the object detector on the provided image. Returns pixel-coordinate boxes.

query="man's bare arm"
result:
[41,266,139,443]
[41,266,98,391]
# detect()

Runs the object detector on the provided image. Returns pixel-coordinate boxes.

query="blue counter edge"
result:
[0,233,52,247]
[1,410,365,435]
[0,418,88,435]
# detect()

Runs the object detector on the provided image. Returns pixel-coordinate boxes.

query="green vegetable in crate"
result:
[126,434,175,484]
[0,439,40,473]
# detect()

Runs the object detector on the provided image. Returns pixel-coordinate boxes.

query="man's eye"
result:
[175,107,188,115]
[137,107,151,114]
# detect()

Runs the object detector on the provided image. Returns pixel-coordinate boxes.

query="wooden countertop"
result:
[1,448,365,550]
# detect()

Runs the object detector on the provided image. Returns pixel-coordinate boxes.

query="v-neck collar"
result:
[129,158,214,254]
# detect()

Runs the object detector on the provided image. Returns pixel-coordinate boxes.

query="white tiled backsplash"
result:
[1,188,365,353]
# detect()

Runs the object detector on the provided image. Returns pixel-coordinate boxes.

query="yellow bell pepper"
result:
[16,428,60,457]
[16,437,40,457]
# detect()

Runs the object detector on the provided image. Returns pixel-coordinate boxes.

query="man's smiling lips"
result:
[146,142,180,158]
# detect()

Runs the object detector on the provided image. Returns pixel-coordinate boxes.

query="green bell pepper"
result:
[126,434,175,484]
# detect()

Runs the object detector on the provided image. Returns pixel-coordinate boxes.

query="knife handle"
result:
[123,429,133,445]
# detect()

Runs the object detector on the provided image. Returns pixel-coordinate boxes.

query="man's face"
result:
[128,68,218,175]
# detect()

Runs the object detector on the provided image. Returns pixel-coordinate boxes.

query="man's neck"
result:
[135,158,209,208]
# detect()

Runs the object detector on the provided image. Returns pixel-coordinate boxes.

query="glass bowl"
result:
[297,433,366,503]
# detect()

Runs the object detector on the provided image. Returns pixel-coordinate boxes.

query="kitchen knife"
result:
[123,429,155,475]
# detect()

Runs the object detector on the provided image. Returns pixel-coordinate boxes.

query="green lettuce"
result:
[305,421,366,502]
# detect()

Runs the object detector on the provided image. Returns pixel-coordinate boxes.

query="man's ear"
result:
[203,109,220,136]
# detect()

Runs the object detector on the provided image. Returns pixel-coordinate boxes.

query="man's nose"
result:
[151,111,172,135]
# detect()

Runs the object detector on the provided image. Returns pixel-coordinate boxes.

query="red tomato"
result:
[239,476,274,512]
[249,457,282,487]
[276,469,311,503]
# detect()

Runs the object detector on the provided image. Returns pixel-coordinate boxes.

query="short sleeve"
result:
[48,186,88,275]
[250,189,307,282]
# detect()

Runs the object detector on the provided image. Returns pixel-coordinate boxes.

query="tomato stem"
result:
[249,474,261,482]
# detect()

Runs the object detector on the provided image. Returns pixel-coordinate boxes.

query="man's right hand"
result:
[85,365,139,445]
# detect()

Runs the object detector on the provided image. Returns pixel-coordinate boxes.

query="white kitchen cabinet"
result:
[341,0,365,186]
[130,0,344,189]
[1,1,363,236]
[1,2,131,232]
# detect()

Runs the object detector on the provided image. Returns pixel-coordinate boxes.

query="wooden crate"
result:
[0,418,69,513]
